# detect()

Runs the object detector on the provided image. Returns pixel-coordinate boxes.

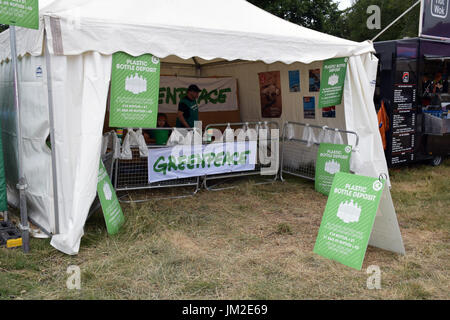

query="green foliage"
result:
[346,0,420,42]
[248,0,349,38]
[248,0,421,42]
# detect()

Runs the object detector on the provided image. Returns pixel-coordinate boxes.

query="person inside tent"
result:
[176,84,201,128]
[143,113,172,145]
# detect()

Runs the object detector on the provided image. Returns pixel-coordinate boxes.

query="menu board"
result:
[390,83,417,166]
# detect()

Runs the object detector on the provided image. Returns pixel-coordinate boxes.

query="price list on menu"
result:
[390,84,417,166]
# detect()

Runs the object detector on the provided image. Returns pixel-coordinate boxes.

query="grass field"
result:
[0,160,449,300]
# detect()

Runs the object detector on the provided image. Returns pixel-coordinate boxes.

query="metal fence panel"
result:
[280,122,359,181]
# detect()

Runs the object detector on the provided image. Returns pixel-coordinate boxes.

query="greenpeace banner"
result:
[158,76,238,113]
[148,141,257,183]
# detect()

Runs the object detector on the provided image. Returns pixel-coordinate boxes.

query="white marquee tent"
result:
[0,0,390,255]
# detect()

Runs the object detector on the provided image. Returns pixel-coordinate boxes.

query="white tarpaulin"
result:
[159,76,238,113]
[148,141,257,183]
[0,0,393,255]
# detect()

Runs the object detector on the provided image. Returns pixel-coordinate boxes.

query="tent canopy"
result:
[1,0,374,65]
[0,0,387,255]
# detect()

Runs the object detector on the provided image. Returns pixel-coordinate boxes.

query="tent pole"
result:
[371,0,421,42]
[9,26,30,253]
[44,33,60,235]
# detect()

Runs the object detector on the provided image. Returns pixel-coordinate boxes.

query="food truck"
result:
[374,37,450,167]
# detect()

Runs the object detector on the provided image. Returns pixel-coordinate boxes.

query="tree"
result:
[345,0,420,42]
[248,0,349,38]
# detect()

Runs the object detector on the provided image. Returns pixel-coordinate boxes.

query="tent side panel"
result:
[19,55,54,232]
[0,60,19,191]
[49,52,112,255]
[0,55,54,231]
[344,54,390,184]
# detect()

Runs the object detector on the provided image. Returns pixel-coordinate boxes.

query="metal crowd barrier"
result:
[280,121,359,181]
[202,121,279,191]
[107,128,201,202]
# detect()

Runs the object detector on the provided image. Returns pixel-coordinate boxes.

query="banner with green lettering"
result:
[97,161,124,235]
[315,143,352,195]
[158,76,238,113]
[314,172,385,270]
[318,57,348,109]
[148,141,257,183]
[0,122,7,212]
[109,52,161,128]
[0,0,39,30]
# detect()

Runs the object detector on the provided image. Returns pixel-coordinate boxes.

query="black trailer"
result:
[374,37,450,167]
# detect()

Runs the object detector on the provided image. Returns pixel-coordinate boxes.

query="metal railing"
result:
[280,121,359,181]
[202,121,279,191]
[105,129,201,202]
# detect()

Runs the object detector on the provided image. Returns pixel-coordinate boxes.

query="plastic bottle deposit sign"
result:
[315,143,352,196]
[318,57,348,109]
[0,0,39,30]
[109,52,161,128]
[97,161,124,235]
[314,172,385,270]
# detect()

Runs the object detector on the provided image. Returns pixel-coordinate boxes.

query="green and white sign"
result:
[315,143,352,196]
[97,161,124,235]
[149,141,257,183]
[318,57,348,109]
[0,0,39,30]
[314,172,385,270]
[109,52,161,128]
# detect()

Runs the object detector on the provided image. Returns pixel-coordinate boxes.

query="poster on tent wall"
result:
[315,143,352,196]
[420,0,450,40]
[318,57,348,109]
[303,97,316,119]
[0,122,7,212]
[109,52,161,128]
[314,172,385,270]
[288,70,301,92]
[0,0,39,30]
[258,71,282,118]
[97,161,124,235]
[158,76,238,113]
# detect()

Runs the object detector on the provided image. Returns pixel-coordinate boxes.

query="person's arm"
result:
[177,111,191,128]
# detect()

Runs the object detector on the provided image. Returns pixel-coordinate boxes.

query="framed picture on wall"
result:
[289,70,300,92]
[309,69,321,92]
[303,96,316,119]
[322,106,336,118]
[258,71,282,118]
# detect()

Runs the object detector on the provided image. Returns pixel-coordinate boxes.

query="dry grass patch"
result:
[0,160,449,300]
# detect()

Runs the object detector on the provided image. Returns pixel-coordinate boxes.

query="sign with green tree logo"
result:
[315,143,352,195]
[318,57,348,109]
[314,172,385,270]
[109,52,161,128]
[97,161,124,235]
[0,0,39,30]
